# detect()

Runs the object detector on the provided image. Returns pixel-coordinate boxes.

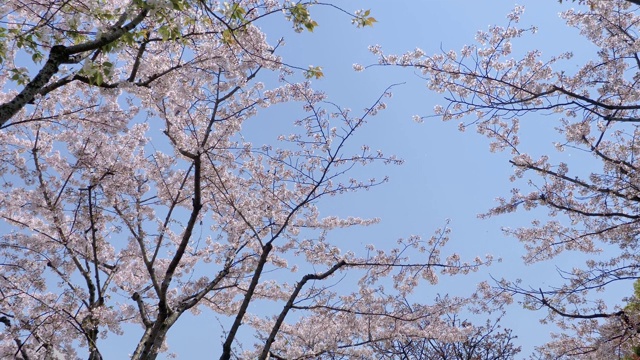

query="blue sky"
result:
[38,1,623,358]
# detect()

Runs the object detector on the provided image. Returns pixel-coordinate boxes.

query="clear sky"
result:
[92,1,623,358]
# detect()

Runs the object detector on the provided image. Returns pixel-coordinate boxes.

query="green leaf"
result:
[353,9,377,28]
[121,31,135,46]
[304,20,318,32]
[78,61,110,86]
[170,0,189,11]
[222,29,235,44]
[230,4,246,21]
[304,65,324,79]
[101,40,117,53]
[9,68,30,85]
[93,71,104,86]
[224,2,247,25]
[288,4,317,32]
[158,25,181,41]
[31,52,43,64]
[102,61,114,77]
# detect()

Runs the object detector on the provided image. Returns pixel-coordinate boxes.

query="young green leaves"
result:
[288,3,318,32]
[353,9,377,28]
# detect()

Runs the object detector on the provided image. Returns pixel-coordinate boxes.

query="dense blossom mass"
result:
[0,1,510,359]
[369,0,640,358]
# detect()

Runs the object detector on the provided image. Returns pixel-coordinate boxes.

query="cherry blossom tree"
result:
[559,0,640,7]
[365,0,640,358]
[584,280,640,359]
[373,313,520,360]
[0,0,375,128]
[0,1,503,359]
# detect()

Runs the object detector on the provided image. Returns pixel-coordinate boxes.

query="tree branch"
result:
[0,7,149,127]
[220,243,273,360]
[258,260,347,360]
